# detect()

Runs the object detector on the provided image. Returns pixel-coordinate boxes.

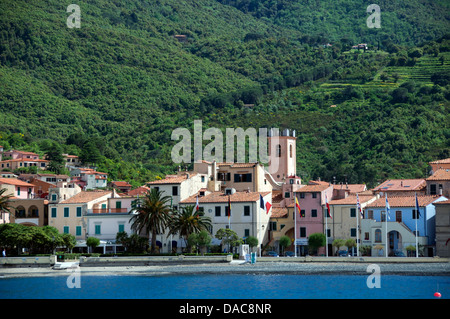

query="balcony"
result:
[90,208,128,214]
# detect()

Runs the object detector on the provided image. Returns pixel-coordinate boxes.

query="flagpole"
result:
[385,193,388,258]
[294,195,297,258]
[356,201,359,257]
[325,206,328,257]
[415,192,418,258]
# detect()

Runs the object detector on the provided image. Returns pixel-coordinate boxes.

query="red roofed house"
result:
[109,181,132,193]
[426,169,450,198]
[429,158,450,174]
[70,168,108,190]
[372,179,426,197]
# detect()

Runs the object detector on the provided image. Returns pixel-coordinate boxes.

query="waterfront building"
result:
[433,199,450,258]
[362,195,448,257]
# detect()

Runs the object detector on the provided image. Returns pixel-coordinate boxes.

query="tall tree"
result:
[168,205,212,250]
[129,188,172,253]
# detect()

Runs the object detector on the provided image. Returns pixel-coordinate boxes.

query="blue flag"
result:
[385,194,390,220]
[260,194,265,209]
[415,193,421,219]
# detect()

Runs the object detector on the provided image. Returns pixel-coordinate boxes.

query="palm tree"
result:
[168,205,212,251]
[129,188,172,253]
[0,188,13,221]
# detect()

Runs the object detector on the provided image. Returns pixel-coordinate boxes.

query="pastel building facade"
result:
[433,199,450,257]
[362,195,448,257]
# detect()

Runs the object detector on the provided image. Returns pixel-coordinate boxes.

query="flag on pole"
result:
[415,193,421,219]
[356,194,363,217]
[385,194,390,220]
[260,194,265,210]
[195,194,199,211]
[295,197,302,217]
[265,202,272,214]
[325,194,332,219]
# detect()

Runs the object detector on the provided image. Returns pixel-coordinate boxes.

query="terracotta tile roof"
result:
[60,191,112,204]
[271,191,283,203]
[329,194,376,205]
[111,181,132,187]
[180,191,271,204]
[147,173,197,185]
[308,180,331,186]
[335,184,367,194]
[127,186,150,196]
[217,162,257,168]
[366,195,445,208]
[429,158,450,165]
[295,184,331,193]
[0,178,35,187]
[271,207,288,218]
[372,179,426,192]
[0,158,48,163]
[426,169,450,181]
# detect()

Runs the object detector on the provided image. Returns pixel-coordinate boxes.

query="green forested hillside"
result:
[0,0,449,187]
[216,0,450,46]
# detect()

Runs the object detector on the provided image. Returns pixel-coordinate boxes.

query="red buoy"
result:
[434,292,441,298]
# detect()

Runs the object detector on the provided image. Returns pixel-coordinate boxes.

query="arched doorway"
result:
[28,205,39,218]
[388,230,402,256]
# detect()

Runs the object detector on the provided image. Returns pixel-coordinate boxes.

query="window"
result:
[311,209,317,217]
[51,194,57,201]
[116,201,122,209]
[17,187,20,196]
[269,221,277,231]
[234,173,252,182]
[225,206,231,217]
[368,210,374,219]
[244,206,250,216]
[300,210,305,217]
[276,144,281,157]
[76,226,82,236]
[381,211,386,222]
[284,192,291,198]
[350,208,356,218]
[201,176,205,183]
[412,209,420,219]
[289,144,293,158]
[95,224,101,235]
[430,184,437,195]
[118,224,125,233]
[351,228,356,237]
[51,207,57,218]
[364,232,369,240]
[327,229,331,237]
[172,186,178,196]
[217,172,231,181]
[63,226,69,234]
[375,229,382,242]
[299,193,305,199]
[76,207,82,217]
[244,229,250,237]
[300,227,306,237]
[289,179,294,184]
[64,207,69,218]
[312,192,317,198]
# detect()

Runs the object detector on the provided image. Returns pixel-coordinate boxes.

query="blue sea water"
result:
[0,273,448,299]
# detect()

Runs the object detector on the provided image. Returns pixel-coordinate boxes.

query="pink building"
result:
[294,181,334,256]
[0,178,36,199]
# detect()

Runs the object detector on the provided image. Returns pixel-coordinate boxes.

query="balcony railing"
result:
[91,208,128,214]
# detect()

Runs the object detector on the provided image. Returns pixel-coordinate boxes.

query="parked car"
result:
[393,250,406,257]
[338,250,349,257]
[266,251,279,257]
[284,251,295,257]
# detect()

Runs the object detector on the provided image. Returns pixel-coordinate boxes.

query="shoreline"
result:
[1,260,449,278]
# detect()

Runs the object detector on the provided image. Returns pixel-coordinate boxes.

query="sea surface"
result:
[0,273,448,299]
